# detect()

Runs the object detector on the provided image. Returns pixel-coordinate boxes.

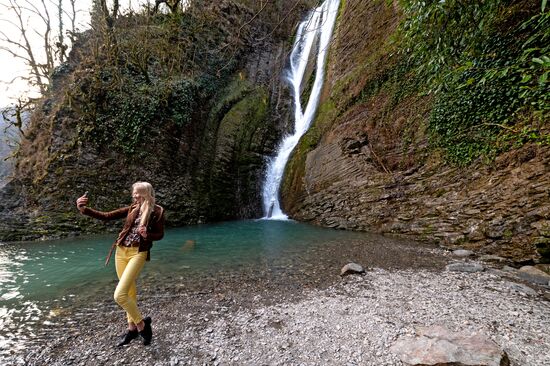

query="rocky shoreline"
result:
[9,243,550,366]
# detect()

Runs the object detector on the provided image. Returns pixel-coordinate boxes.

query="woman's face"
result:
[132,188,144,204]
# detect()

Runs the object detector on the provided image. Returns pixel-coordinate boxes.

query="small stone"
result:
[340,263,365,276]
[446,262,484,273]
[453,249,474,257]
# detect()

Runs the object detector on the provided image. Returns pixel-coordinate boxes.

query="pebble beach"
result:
[9,240,550,366]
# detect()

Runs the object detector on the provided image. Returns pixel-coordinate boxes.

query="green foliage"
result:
[397,0,503,90]
[84,77,200,154]
[103,87,160,154]
[396,0,550,165]
[167,79,198,127]
[70,1,252,155]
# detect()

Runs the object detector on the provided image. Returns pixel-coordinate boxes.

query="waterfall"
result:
[262,0,340,219]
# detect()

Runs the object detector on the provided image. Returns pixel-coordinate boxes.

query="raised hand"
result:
[76,194,89,211]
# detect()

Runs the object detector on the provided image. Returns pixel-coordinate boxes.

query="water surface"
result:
[0,220,444,360]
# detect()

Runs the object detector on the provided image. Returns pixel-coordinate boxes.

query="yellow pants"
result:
[114,246,147,324]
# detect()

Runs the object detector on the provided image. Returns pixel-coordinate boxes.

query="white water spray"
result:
[262,0,340,219]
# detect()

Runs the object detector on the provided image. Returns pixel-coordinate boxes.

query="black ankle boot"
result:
[139,316,152,346]
[117,329,138,347]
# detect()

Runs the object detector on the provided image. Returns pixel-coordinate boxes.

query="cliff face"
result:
[0,1,307,240]
[2,0,548,265]
[282,0,550,263]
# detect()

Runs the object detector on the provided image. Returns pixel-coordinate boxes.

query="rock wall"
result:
[282,0,550,263]
[0,1,296,241]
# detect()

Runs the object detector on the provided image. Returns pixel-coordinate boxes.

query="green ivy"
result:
[165,79,198,128]
[397,0,503,91]
[97,86,159,154]
[395,0,549,165]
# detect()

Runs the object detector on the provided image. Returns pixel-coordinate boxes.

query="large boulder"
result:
[340,262,365,276]
[445,262,485,273]
[453,249,474,257]
[390,325,510,366]
[517,266,550,285]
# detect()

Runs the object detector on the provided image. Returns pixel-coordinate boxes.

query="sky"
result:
[0,0,154,107]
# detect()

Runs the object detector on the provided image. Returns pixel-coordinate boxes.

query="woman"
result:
[76,182,165,347]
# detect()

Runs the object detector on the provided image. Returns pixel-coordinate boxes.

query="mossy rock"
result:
[207,84,269,219]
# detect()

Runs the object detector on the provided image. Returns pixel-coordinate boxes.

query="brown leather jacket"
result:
[81,203,165,263]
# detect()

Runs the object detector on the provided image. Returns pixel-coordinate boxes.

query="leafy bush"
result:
[396,0,549,164]
[397,0,503,90]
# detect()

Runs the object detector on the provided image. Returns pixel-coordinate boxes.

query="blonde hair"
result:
[132,182,155,226]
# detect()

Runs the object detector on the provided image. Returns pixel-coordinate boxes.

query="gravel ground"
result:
[204,270,550,366]
[7,241,550,366]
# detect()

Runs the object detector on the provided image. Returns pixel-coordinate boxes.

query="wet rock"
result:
[390,325,510,366]
[505,282,537,296]
[445,262,484,273]
[453,249,474,257]
[340,263,365,276]
[502,266,517,273]
[517,266,550,285]
[479,255,507,263]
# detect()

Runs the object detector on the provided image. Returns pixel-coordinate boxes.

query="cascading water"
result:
[262,0,340,219]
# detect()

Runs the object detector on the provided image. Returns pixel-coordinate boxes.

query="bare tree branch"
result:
[257,0,302,42]
[0,45,32,63]
[68,0,76,42]
[0,74,29,85]
[0,0,75,99]
[0,28,28,48]
[6,0,47,94]
[1,97,34,139]
[238,0,269,35]
[152,0,182,14]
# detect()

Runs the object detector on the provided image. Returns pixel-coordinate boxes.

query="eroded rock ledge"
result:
[284,142,550,262]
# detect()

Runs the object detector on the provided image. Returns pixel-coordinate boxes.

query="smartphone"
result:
[83,191,89,197]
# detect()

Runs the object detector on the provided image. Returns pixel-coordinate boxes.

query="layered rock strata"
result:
[282,0,550,262]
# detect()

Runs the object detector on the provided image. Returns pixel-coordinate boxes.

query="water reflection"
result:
[0,235,115,359]
[180,239,196,253]
[0,247,37,357]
